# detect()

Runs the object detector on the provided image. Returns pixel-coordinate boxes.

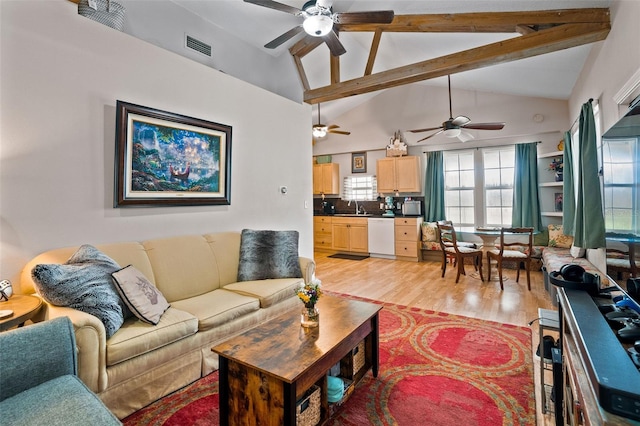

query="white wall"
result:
[0,1,312,286]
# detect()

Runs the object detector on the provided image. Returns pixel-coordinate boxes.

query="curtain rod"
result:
[569,98,599,132]
[422,140,541,154]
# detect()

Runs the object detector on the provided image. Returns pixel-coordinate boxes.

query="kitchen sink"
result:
[333,213,374,217]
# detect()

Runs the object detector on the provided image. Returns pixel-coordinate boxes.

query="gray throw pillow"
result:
[237,229,303,281]
[31,245,129,338]
[112,265,170,325]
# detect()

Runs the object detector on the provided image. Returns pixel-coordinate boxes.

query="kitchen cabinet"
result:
[332,217,368,253]
[313,216,333,251]
[394,216,423,261]
[376,156,421,194]
[313,163,340,195]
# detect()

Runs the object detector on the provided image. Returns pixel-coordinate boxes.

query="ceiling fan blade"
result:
[329,129,351,135]
[323,30,346,56]
[416,130,444,143]
[243,0,301,16]
[462,122,506,130]
[451,116,470,126]
[335,10,394,25]
[327,124,340,130]
[458,131,474,143]
[408,126,442,133]
[265,25,304,49]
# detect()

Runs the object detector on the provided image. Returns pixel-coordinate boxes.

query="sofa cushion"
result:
[224,277,303,308]
[548,224,573,248]
[237,229,303,281]
[112,265,170,325]
[106,307,198,366]
[31,245,129,339]
[0,375,120,425]
[170,289,260,331]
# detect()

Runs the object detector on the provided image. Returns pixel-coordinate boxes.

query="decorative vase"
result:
[555,171,563,182]
[301,304,319,328]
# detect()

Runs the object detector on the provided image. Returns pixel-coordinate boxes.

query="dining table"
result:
[460,227,505,282]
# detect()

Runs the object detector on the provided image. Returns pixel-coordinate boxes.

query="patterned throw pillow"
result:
[31,245,129,338]
[421,222,438,242]
[112,265,170,325]
[548,224,574,248]
[237,230,303,281]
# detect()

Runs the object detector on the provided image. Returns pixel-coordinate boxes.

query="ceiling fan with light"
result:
[408,76,506,143]
[243,0,394,56]
[312,103,350,140]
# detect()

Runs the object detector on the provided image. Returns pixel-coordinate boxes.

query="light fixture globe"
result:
[303,14,333,36]
[443,128,462,138]
[312,125,327,138]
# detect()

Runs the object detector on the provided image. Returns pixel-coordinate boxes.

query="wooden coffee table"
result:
[212,295,381,426]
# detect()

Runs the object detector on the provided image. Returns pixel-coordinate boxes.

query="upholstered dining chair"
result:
[437,222,484,283]
[487,227,534,290]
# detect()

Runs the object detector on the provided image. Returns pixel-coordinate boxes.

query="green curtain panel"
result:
[573,101,606,248]
[424,151,446,221]
[512,142,543,231]
[562,131,576,234]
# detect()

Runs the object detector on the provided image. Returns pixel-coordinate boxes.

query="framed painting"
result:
[352,152,366,173]
[114,101,232,207]
[555,193,563,212]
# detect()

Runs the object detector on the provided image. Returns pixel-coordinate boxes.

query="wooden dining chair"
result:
[437,223,484,283]
[487,227,534,290]
[606,246,639,280]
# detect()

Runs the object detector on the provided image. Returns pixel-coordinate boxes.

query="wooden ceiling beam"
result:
[364,28,383,76]
[303,22,610,104]
[336,9,610,33]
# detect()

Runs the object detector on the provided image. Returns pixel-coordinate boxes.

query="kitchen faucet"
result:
[348,199,360,214]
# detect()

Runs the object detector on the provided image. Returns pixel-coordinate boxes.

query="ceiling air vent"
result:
[185,35,212,57]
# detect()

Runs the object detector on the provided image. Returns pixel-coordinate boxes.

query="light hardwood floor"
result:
[314,251,557,426]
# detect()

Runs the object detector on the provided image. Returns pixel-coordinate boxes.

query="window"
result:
[602,138,640,234]
[443,150,475,226]
[343,175,377,201]
[483,147,515,227]
[443,146,515,227]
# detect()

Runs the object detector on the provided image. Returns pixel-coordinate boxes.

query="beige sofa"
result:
[19,232,315,419]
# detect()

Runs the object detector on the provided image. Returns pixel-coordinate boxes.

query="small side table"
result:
[538,308,560,415]
[0,295,43,332]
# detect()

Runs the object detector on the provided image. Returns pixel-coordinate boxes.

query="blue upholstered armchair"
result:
[0,316,121,425]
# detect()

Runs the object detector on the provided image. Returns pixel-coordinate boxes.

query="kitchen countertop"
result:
[314,213,422,218]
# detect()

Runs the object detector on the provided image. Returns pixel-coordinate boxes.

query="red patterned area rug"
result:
[124,295,535,426]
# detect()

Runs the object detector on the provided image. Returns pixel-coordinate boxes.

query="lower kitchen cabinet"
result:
[314,216,333,251]
[394,217,423,261]
[332,217,368,253]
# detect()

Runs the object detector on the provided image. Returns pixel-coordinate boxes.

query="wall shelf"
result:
[542,212,563,217]
[540,182,564,187]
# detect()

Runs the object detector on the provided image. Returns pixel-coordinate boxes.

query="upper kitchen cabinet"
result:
[313,163,340,195]
[376,156,421,194]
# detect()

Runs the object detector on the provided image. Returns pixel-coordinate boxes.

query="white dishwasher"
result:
[367,217,395,258]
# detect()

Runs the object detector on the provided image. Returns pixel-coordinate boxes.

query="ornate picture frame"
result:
[352,152,367,173]
[114,101,232,207]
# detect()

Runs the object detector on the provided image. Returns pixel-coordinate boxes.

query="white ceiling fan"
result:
[408,75,506,143]
[243,0,394,56]
[312,103,350,141]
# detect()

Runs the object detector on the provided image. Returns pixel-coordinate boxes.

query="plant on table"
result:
[296,277,322,308]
